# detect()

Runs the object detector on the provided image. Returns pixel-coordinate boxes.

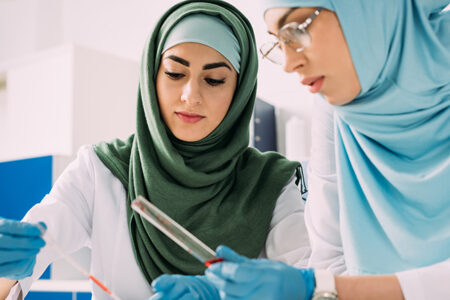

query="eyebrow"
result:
[203,62,231,71]
[165,55,231,71]
[277,8,297,30]
[165,55,189,66]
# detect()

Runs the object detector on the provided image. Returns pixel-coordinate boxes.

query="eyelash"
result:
[165,72,184,79]
[205,78,225,86]
[164,72,225,86]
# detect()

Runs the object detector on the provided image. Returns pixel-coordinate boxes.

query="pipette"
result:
[35,223,122,300]
[131,196,224,267]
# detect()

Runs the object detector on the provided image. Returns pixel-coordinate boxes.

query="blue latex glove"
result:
[205,245,315,300]
[0,218,46,280]
[150,274,220,300]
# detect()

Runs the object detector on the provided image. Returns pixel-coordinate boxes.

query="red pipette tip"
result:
[204,257,224,267]
[89,275,113,295]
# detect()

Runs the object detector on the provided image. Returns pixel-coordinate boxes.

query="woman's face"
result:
[156,42,238,142]
[264,7,361,105]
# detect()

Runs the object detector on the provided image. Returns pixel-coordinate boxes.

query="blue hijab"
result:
[263,0,450,275]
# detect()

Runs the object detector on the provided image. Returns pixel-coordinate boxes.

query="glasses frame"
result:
[260,7,323,65]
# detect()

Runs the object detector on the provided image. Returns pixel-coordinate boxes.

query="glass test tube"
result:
[131,196,223,266]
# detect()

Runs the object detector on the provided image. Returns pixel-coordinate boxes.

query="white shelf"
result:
[30,279,90,293]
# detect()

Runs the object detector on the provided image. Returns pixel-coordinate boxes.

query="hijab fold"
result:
[332,0,449,275]
[95,0,300,283]
[262,0,450,275]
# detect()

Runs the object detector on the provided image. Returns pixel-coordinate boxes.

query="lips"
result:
[176,111,205,124]
[301,76,325,94]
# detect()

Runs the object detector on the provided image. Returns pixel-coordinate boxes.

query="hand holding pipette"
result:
[35,223,122,300]
[0,218,45,280]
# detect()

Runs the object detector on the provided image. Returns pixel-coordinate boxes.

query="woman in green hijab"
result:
[0,0,310,299]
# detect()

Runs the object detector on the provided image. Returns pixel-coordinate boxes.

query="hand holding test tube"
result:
[131,196,224,267]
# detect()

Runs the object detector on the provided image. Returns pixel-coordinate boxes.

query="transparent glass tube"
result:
[131,196,223,266]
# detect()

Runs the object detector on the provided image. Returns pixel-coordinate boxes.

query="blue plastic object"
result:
[150,274,219,300]
[206,245,315,300]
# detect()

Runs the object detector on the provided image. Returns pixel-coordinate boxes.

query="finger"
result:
[35,222,47,234]
[152,289,191,300]
[178,292,200,300]
[20,257,36,278]
[0,234,45,250]
[215,246,247,263]
[205,271,259,298]
[219,290,247,300]
[207,262,238,281]
[0,248,39,264]
[152,275,191,298]
[150,290,197,300]
[152,274,177,292]
[0,219,43,237]
[149,292,165,300]
[217,279,258,298]
[205,270,225,289]
[0,258,35,279]
[207,261,257,283]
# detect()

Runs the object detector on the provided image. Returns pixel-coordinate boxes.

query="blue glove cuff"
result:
[298,268,315,300]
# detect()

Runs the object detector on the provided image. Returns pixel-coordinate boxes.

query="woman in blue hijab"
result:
[154,0,449,299]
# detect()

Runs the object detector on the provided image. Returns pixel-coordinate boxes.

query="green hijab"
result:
[94,0,300,284]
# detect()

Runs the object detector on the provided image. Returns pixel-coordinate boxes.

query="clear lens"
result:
[297,30,311,49]
[279,24,311,52]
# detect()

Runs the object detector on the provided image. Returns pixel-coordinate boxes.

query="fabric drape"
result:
[261,0,450,275]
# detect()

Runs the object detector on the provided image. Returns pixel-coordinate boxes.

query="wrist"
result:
[295,268,316,300]
[311,269,338,300]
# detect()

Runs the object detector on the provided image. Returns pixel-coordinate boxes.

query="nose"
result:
[281,44,306,73]
[181,79,202,105]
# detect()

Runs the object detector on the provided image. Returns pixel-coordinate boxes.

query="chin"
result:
[175,135,200,142]
[323,93,355,106]
[173,132,205,142]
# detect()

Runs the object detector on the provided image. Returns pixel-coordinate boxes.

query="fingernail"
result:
[38,222,47,230]
[35,222,47,235]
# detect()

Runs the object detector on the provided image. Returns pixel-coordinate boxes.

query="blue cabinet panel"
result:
[26,292,72,300]
[0,155,53,279]
[0,155,52,219]
[253,98,277,152]
[77,292,93,300]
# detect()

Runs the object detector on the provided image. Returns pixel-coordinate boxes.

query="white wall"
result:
[0,0,62,62]
[61,0,177,62]
[0,46,74,162]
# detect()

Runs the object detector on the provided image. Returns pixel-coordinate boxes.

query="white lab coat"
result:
[7,145,311,300]
[305,98,450,299]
